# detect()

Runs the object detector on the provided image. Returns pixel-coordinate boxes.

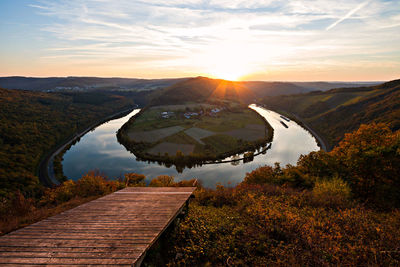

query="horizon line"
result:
[0,75,390,83]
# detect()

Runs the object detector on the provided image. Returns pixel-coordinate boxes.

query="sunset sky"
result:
[1,0,399,81]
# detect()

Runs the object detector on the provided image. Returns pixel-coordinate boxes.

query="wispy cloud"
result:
[1,0,398,80]
[326,0,370,30]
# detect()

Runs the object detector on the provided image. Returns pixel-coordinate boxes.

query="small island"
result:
[117,101,273,168]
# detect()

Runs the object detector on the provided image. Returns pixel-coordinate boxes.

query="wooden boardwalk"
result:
[0,187,196,266]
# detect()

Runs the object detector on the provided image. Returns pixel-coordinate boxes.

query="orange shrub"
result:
[149,175,175,187]
[124,173,146,186]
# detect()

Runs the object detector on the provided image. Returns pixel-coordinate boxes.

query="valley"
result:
[1,77,399,266]
[2,1,400,264]
[61,105,319,187]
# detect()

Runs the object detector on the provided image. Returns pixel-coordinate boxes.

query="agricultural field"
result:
[148,142,195,155]
[149,103,215,111]
[117,103,273,163]
[127,126,185,142]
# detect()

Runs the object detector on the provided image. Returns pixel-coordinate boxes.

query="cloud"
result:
[21,0,399,79]
[326,0,370,30]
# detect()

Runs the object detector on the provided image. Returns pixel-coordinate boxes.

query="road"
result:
[38,107,137,186]
[286,112,330,151]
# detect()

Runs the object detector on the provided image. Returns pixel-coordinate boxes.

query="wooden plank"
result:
[0,187,195,266]
[0,246,145,253]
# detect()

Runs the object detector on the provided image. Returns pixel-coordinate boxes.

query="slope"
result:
[0,88,135,195]
[149,76,256,105]
[262,79,400,149]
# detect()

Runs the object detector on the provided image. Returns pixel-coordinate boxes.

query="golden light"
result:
[207,78,251,103]
[210,64,247,81]
[196,42,259,81]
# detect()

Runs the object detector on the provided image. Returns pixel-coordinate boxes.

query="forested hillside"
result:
[262,79,400,148]
[0,88,135,196]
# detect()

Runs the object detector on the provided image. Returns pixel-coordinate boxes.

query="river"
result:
[62,105,320,188]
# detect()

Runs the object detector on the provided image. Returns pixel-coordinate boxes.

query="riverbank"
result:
[256,104,330,151]
[62,105,320,187]
[287,112,330,151]
[117,104,274,169]
[38,106,138,186]
[202,143,272,164]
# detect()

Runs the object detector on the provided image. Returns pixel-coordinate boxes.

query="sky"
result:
[0,0,399,81]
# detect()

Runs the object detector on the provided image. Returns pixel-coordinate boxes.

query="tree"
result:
[332,123,400,205]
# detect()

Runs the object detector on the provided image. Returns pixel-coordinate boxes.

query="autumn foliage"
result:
[145,123,400,266]
[1,122,399,265]
[331,123,400,206]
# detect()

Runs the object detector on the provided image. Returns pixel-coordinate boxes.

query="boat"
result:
[280,115,290,122]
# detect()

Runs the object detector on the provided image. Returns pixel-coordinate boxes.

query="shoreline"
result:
[256,104,330,152]
[203,143,272,164]
[38,106,138,186]
[42,104,324,185]
[117,105,274,168]
[284,112,330,151]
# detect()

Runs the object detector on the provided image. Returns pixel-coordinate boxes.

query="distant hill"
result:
[262,79,400,149]
[241,81,312,97]
[149,77,256,105]
[1,76,378,97]
[291,81,380,92]
[242,81,380,97]
[148,77,382,106]
[0,76,188,92]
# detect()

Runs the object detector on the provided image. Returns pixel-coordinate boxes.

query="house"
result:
[184,112,199,119]
[161,111,175,119]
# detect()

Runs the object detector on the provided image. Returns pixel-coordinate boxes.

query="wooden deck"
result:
[0,187,196,266]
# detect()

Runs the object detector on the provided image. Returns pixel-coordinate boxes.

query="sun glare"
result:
[197,43,258,81]
[210,66,246,81]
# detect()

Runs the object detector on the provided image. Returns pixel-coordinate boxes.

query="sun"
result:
[210,65,247,81]
[196,43,257,81]
[208,49,251,81]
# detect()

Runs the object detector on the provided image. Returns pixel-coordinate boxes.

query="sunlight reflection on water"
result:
[62,105,319,188]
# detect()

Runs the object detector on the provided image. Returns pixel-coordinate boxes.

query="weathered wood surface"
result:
[0,187,196,266]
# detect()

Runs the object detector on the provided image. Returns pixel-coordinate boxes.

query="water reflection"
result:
[62,105,319,188]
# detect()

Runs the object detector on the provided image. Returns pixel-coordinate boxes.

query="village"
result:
[160,107,224,119]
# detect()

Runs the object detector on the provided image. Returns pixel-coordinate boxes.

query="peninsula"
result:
[117,101,273,167]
